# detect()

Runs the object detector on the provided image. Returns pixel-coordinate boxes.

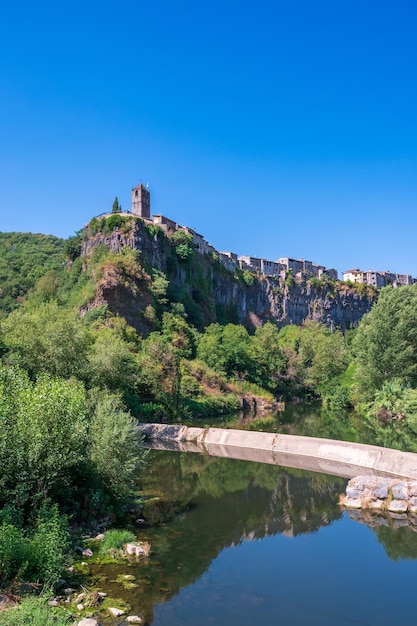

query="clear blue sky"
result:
[1,0,416,277]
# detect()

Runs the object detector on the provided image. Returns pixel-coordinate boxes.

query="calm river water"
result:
[92,405,417,625]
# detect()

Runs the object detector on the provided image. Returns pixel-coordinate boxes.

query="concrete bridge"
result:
[139,424,417,481]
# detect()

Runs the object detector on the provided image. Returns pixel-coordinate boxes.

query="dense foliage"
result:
[0,232,64,317]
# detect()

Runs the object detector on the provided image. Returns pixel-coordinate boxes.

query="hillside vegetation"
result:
[0,232,65,317]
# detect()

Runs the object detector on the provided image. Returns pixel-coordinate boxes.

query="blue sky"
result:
[1,0,416,277]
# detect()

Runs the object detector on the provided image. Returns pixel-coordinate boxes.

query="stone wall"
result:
[341,475,417,513]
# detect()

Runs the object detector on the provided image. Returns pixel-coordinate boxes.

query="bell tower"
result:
[131,183,150,218]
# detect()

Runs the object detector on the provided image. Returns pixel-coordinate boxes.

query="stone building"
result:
[131,183,150,219]
[152,215,177,232]
[278,257,338,280]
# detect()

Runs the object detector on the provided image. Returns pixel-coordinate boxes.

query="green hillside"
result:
[0,231,64,317]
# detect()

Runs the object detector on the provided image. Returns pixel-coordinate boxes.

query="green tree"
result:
[0,232,64,317]
[140,333,182,414]
[63,235,81,261]
[161,311,199,359]
[89,391,146,507]
[197,323,252,379]
[298,321,349,396]
[88,327,138,392]
[0,366,89,510]
[353,285,417,401]
[1,301,90,380]
[171,230,194,262]
[112,196,122,213]
[151,269,169,309]
[249,322,286,391]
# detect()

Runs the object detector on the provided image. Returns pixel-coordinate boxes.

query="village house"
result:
[342,269,416,288]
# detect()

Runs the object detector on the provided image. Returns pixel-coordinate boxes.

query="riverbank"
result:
[139,423,417,480]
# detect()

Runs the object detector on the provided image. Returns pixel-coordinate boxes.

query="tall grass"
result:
[0,595,74,626]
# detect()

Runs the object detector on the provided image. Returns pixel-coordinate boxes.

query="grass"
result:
[0,595,74,626]
[99,529,136,556]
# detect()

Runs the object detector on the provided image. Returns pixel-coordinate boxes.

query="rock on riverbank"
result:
[341,476,417,512]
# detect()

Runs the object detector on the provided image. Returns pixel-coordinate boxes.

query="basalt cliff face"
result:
[81,218,376,333]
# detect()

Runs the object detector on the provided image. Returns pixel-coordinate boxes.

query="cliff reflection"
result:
[94,451,345,623]
[93,451,417,624]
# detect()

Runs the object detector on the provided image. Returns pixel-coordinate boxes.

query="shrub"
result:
[89,217,106,236]
[63,236,81,261]
[0,594,73,626]
[285,270,295,287]
[171,231,194,261]
[27,505,70,586]
[89,392,147,509]
[145,223,162,239]
[322,384,353,410]
[242,270,254,287]
[0,505,69,589]
[0,366,89,511]
[309,277,321,289]
[102,214,127,235]
[0,523,27,588]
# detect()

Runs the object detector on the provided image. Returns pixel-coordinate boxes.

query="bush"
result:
[89,392,147,510]
[0,366,89,511]
[0,505,69,589]
[0,523,27,588]
[322,384,353,410]
[285,270,295,287]
[171,230,194,261]
[63,236,81,261]
[242,270,254,287]
[0,594,73,626]
[27,505,69,586]
[102,214,127,235]
[184,393,241,417]
[99,529,136,556]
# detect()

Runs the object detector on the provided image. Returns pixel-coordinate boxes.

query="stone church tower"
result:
[131,183,150,218]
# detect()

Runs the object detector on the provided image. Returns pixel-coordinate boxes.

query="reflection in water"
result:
[92,450,417,625]
[188,400,371,444]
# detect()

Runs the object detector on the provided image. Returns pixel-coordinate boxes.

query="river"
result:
[89,404,417,625]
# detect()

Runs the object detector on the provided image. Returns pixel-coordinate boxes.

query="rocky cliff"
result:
[81,217,376,333]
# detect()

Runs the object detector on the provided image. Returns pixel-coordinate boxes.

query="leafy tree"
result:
[63,235,81,261]
[140,332,182,414]
[242,270,254,286]
[0,366,89,510]
[151,269,169,309]
[0,504,70,590]
[27,270,60,304]
[249,322,286,391]
[353,285,417,401]
[103,213,126,234]
[197,323,252,379]
[298,321,349,395]
[362,379,417,451]
[1,301,90,380]
[89,391,146,507]
[161,311,199,359]
[88,327,138,392]
[26,504,70,585]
